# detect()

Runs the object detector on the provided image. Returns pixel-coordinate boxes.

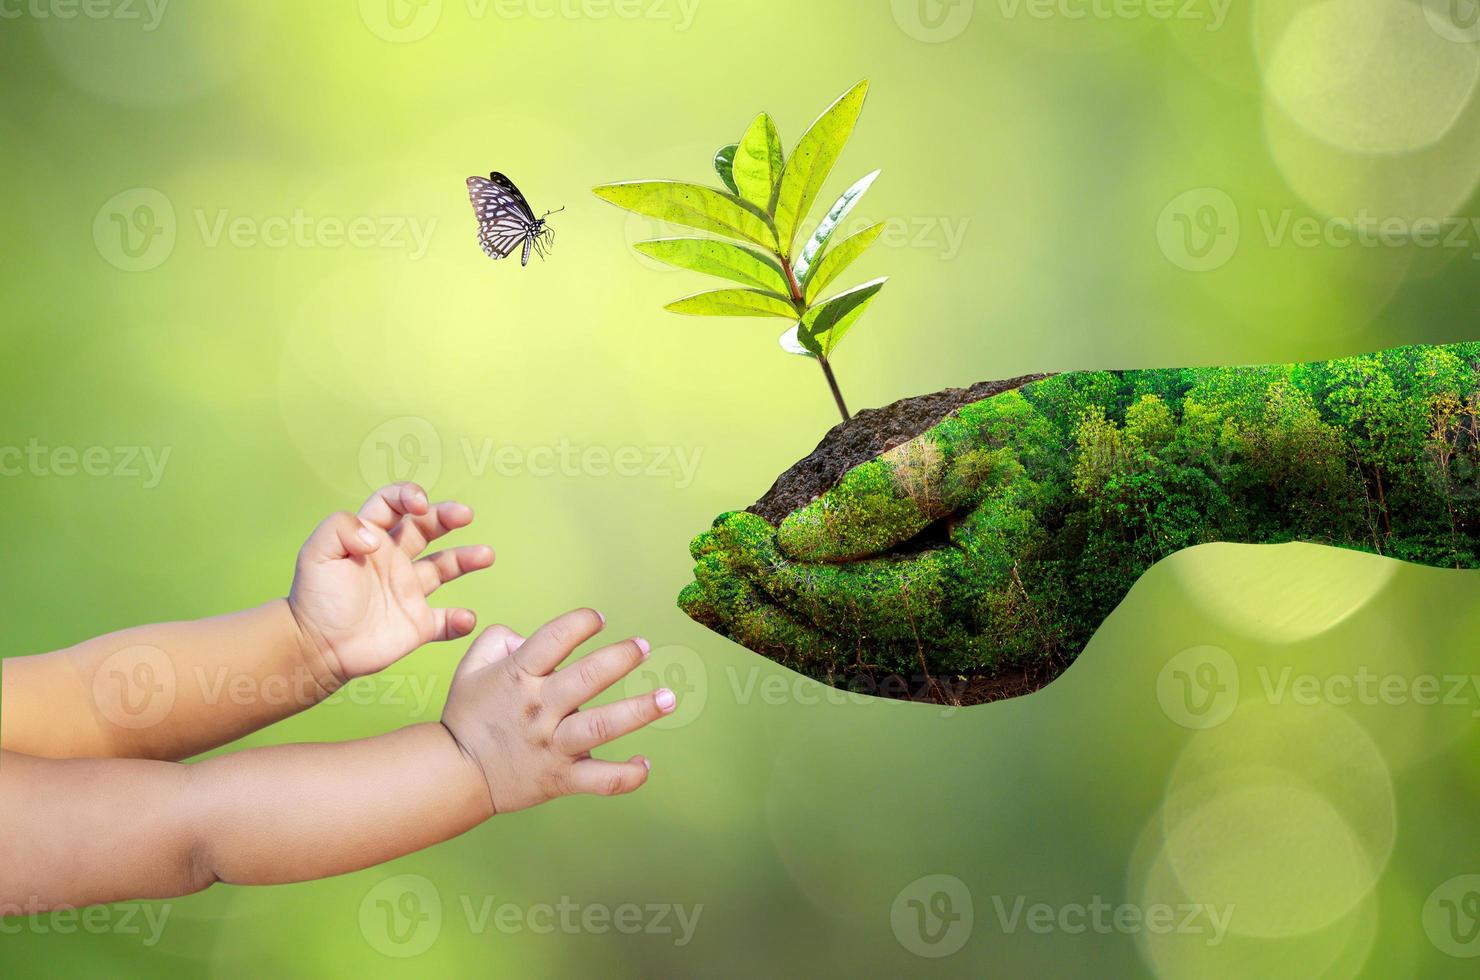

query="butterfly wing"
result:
[487,172,536,220]
[466,175,537,261]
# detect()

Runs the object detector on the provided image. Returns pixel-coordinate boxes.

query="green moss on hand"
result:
[681,343,1480,690]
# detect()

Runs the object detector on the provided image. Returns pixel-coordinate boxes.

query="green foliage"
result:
[593,81,885,422]
[713,143,739,194]
[803,221,884,303]
[732,113,783,211]
[664,288,796,318]
[794,170,879,284]
[773,80,870,257]
[797,277,886,357]
[590,181,776,249]
[1124,394,1174,449]
[680,342,1480,689]
[634,238,788,293]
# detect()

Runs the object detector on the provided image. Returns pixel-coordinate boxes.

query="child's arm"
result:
[0,609,670,908]
[0,482,492,761]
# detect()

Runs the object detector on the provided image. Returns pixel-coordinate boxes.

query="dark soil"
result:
[747,373,1055,706]
[749,374,1051,524]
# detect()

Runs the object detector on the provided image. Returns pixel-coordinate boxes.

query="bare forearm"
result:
[190,724,491,885]
[0,749,201,907]
[0,728,491,908]
[0,600,334,761]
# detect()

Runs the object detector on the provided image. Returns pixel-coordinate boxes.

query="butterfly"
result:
[465,172,562,266]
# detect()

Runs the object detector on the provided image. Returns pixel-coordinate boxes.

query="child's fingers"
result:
[304,511,381,561]
[455,625,526,679]
[430,607,478,642]
[357,482,430,531]
[565,756,650,798]
[510,608,606,676]
[415,544,495,595]
[392,501,475,557]
[554,688,673,755]
[544,637,649,714]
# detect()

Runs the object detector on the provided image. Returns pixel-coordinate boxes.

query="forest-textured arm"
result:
[680,342,1480,696]
[0,600,331,762]
[0,726,491,908]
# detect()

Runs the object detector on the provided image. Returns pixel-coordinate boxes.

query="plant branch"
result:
[780,253,850,423]
[819,357,850,422]
[780,254,805,307]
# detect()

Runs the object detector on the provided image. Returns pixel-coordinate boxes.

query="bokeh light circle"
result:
[1170,543,1397,645]
[1263,0,1478,155]
[1127,803,1380,979]
[1256,0,1480,223]
[1159,701,1396,938]
[1164,770,1374,937]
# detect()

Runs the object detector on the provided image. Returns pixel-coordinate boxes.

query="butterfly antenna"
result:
[541,205,565,218]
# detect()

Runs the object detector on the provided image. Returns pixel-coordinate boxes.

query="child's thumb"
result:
[303,511,381,561]
[454,625,526,680]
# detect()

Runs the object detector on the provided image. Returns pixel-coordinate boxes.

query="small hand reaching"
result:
[288,481,495,688]
[442,608,676,814]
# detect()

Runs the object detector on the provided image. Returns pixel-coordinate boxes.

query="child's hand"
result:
[441,609,675,814]
[289,482,494,687]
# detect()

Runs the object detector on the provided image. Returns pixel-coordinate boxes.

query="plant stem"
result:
[780,255,805,306]
[781,254,851,424]
[819,357,851,422]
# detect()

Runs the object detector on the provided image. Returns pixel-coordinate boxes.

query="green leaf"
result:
[800,277,886,356]
[634,238,789,293]
[779,323,819,358]
[714,144,739,195]
[773,80,869,257]
[794,169,879,284]
[804,221,885,304]
[592,181,776,250]
[665,288,798,318]
[733,113,783,213]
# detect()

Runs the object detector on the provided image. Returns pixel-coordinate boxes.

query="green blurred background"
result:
[3,0,1480,975]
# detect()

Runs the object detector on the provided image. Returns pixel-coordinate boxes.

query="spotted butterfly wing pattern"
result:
[465,171,558,267]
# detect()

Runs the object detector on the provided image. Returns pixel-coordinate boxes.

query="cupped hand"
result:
[288,482,495,687]
[441,609,675,815]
